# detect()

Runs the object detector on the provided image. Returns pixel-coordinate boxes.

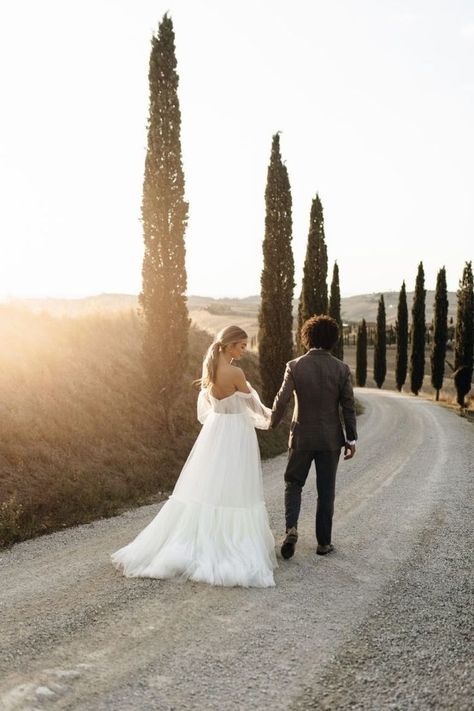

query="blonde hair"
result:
[198,325,248,389]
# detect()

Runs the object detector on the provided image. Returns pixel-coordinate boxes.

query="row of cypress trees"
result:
[137,15,472,426]
[355,261,473,407]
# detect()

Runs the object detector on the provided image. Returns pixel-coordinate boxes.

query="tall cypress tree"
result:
[329,261,343,360]
[356,318,367,387]
[454,261,474,408]
[395,281,409,391]
[258,133,295,405]
[373,294,386,388]
[138,14,189,425]
[410,262,426,395]
[430,267,449,401]
[296,194,328,353]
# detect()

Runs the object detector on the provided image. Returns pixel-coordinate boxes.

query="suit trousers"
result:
[284,448,341,545]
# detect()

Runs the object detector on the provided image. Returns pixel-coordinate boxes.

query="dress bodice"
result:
[197,381,272,429]
[209,390,253,413]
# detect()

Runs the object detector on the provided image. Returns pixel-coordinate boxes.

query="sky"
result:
[0,0,472,300]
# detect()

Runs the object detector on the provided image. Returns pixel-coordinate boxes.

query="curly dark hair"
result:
[301,315,340,350]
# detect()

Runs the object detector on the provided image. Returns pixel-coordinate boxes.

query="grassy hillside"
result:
[0,305,288,548]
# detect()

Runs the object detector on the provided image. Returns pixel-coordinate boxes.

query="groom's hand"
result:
[344,442,356,460]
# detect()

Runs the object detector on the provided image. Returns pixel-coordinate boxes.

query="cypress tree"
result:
[139,15,190,425]
[410,262,426,395]
[258,133,295,405]
[430,267,449,401]
[356,318,367,387]
[454,261,474,408]
[138,14,190,427]
[296,194,328,353]
[329,261,343,360]
[395,281,408,391]
[373,294,387,388]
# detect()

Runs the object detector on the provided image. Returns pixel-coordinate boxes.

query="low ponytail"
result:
[194,325,248,390]
[200,340,222,389]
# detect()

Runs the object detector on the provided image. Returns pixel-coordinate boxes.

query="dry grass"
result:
[0,305,290,548]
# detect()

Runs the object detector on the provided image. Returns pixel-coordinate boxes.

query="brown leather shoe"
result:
[316,543,335,556]
[281,527,298,559]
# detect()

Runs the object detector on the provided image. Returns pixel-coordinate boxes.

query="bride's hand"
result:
[344,443,356,460]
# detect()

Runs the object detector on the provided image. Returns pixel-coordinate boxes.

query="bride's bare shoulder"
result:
[231,364,251,393]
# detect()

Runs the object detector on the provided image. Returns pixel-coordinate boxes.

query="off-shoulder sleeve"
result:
[241,381,272,430]
[197,389,212,424]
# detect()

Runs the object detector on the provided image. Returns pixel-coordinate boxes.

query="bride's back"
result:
[211,361,241,400]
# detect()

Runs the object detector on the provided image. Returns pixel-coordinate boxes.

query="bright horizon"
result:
[0,0,473,302]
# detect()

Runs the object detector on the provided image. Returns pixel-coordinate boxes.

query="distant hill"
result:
[339,291,457,325]
[3,290,457,327]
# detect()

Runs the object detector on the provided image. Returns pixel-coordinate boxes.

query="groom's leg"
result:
[314,450,341,545]
[284,449,314,530]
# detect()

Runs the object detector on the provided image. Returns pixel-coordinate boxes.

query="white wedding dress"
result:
[110,382,278,587]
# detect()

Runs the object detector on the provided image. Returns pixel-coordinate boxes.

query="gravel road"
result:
[1,389,472,710]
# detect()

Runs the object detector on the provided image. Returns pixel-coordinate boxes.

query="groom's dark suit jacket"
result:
[270,349,358,451]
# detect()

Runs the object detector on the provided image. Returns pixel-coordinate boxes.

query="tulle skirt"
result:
[111,412,278,587]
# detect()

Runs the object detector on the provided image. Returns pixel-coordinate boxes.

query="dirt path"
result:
[1,389,472,710]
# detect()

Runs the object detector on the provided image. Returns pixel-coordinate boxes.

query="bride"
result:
[110,325,278,587]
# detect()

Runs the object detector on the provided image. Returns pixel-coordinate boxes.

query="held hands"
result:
[344,442,356,460]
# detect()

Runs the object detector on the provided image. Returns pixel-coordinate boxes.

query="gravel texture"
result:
[0,389,472,710]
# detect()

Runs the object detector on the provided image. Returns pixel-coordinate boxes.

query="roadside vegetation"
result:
[0,305,289,548]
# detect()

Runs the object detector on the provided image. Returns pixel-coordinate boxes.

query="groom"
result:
[270,315,357,558]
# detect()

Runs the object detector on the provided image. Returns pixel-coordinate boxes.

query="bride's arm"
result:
[197,388,212,424]
[234,372,272,430]
[245,382,273,430]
